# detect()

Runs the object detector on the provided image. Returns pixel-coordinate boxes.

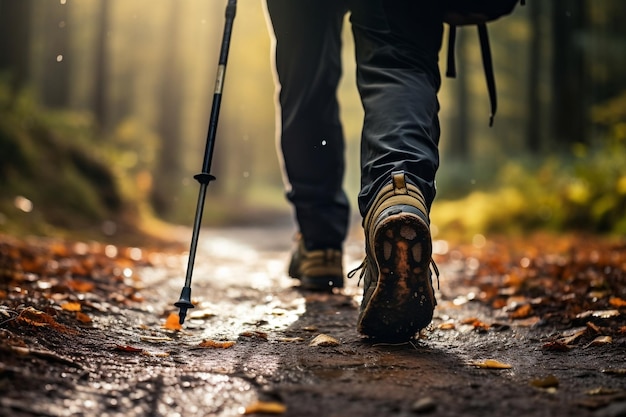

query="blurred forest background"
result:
[1,0,626,242]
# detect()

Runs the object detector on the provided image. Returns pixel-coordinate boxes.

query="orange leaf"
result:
[609,297,626,308]
[67,280,95,293]
[17,307,55,327]
[198,340,236,349]
[17,306,78,335]
[470,359,512,369]
[75,311,92,324]
[510,304,533,319]
[61,301,82,312]
[163,312,182,330]
[242,401,286,415]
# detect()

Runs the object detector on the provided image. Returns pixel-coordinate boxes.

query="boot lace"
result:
[348,257,440,290]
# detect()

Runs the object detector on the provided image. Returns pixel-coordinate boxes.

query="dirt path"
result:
[1,225,625,417]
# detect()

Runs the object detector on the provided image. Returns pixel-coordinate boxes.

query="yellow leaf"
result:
[584,336,612,348]
[142,350,170,357]
[438,322,456,330]
[61,301,82,312]
[198,340,236,349]
[277,337,304,343]
[163,312,182,331]
[559,328,587,345]
[241,401,286,415]
[530,375,559,388]
[470,359,512,369]
[309,334,340,347]
[140,335,172,343]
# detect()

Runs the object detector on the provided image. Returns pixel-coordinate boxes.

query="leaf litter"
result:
[1,232,625,415]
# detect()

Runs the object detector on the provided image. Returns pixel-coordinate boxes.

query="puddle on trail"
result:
[26,369,257,417]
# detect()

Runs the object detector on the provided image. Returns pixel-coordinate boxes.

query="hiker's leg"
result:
[266,0,350,250]
[347,0,444,340]
[349,0,444,214]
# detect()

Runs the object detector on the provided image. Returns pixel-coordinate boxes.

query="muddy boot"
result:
[288,236,344,291]
[354,171,436,341]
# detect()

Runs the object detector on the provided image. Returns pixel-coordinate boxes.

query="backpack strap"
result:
[477,23,497,127]
[446,24,458,78]
[445,23,498,127]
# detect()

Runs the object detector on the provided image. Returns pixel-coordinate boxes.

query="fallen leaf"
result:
[17,307,55,327]
[277,337,304,343]
[586,321,601,334]
[542,341,571,352]
[609,297,626,308]
[142,350,170,357]
[17,306,77,334]
[140,335,172,343]
[114,345,143,353]
[576,310,620,319]
[559,328,587,345]
[240,331,269,340]
[461,317,490,331]
[241,401,286,415]
[513,316,541,327]
[75,311,92,324]
[438,322,456,330]
[601,368,626,376]
[188,309,216,319]
[410,397,437,413]
[163,312,182,331]
[198,340,236,349]
[470,359,512,369]
[510,304,533,319]
[309,334,340,347]
[530,375,559,389]
[61,301,82,312]
[12,346,30,355]
[584,336,612,348]
[587,387,621,396]
[67,280,95,293]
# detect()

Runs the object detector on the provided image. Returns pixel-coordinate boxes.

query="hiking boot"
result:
[354,171,437,341]
[288,236,344,291]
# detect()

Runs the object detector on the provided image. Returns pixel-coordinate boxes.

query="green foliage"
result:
[433,133,626,236]
[0,84,129,234]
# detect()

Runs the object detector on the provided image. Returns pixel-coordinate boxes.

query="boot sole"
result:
[358,211,434,341]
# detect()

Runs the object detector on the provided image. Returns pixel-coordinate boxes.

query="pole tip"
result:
[174,286,195,324]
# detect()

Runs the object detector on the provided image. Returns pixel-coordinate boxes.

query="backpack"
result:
[443,0,526,126]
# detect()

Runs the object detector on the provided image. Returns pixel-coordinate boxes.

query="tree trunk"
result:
[93,0,111,132]
[36,1,71,108]
[526,0,542,152]
[551,0,588,146]
[151,2,185,218]
[0,0,33,98]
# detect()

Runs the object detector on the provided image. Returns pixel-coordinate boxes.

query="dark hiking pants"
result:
[266,0,443,250]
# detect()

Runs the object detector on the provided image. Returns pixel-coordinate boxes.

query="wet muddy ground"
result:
[1,223,625,417]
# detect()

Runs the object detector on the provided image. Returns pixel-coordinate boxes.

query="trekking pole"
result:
[174,0,237,324]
